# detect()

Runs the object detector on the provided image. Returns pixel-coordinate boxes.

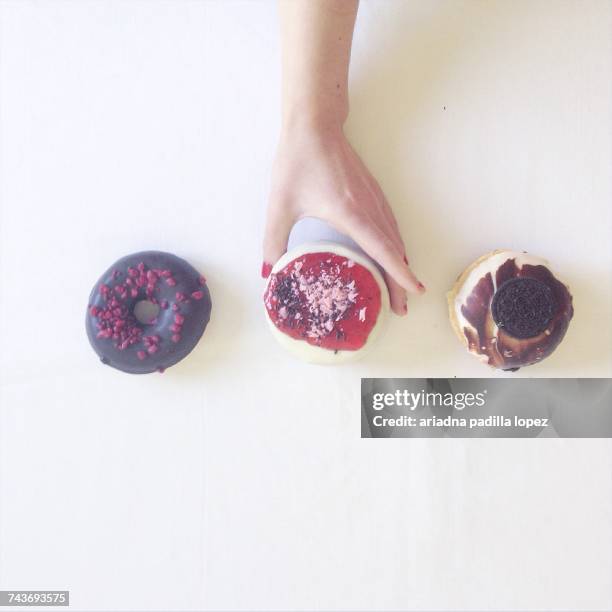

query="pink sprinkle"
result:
[137,350,147,360]
[160,300,169,309]
[191,291,204,300]
[147,345,158,354]
[171,334,181,343]
[160,270,171,278]
[176,292,186,302]
[166,277,177,287]
[170,324,181,333]
[174,314,185,325]
[269,257,359,341]
[199,275,207,286]
[171,304,179,311]
[89,306,99,316]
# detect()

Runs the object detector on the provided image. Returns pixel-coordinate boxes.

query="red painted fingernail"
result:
[261,262,272,279]
[403,255,409,265]
[417,282,426,291]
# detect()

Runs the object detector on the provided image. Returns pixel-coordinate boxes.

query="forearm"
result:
[278,0,359,130]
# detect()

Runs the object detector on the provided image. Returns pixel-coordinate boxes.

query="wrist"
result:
[281,93,348,135]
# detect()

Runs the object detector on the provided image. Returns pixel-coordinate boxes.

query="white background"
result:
[1,1,611,610]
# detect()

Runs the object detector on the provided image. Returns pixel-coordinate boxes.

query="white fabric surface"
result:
[1,1,611,610]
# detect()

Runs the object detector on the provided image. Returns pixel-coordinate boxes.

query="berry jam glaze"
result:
[85,251,211,374]
[264,252,382,352]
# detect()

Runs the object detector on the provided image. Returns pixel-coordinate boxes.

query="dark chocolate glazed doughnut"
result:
[86,251,211,374]
[448,250,573,370]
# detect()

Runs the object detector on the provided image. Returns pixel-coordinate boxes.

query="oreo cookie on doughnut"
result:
[86,251,211,374]
[447,250,573,370]
[263,242,389,364]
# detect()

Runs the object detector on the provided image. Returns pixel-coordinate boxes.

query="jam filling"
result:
[264,252,382,351]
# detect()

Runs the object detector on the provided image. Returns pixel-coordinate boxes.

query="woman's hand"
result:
[265,0,425,316]
[263,121,425,316]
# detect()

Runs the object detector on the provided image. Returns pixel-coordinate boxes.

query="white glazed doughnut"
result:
[447,250,573,370]
[263,241,390,364]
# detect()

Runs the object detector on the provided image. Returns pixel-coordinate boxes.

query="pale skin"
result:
[263,0,425,316]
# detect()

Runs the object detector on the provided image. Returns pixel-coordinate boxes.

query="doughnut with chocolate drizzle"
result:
[447,250,573,370]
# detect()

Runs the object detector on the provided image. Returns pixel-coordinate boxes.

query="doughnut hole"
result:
[133,300,160,325]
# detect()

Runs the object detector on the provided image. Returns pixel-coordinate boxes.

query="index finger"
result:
[339,212,425,295]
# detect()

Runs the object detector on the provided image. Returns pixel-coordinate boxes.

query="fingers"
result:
[262,200,295,278]
[362,175,407,260]
[384,271,409,316]
[366,203,408,314]
[376,216,408,314]
[338,211,425,295]
[380,199,404,255]
[364,182,425,308]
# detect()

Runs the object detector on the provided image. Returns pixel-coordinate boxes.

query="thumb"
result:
[262,201,294,278]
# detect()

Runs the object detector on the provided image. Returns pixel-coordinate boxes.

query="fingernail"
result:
[417,281,426,291]
[261,262,272,279]
[403,255,409,265]
[403,302,408,314]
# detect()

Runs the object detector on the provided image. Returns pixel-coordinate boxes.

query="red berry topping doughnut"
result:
[263,242,389,363]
